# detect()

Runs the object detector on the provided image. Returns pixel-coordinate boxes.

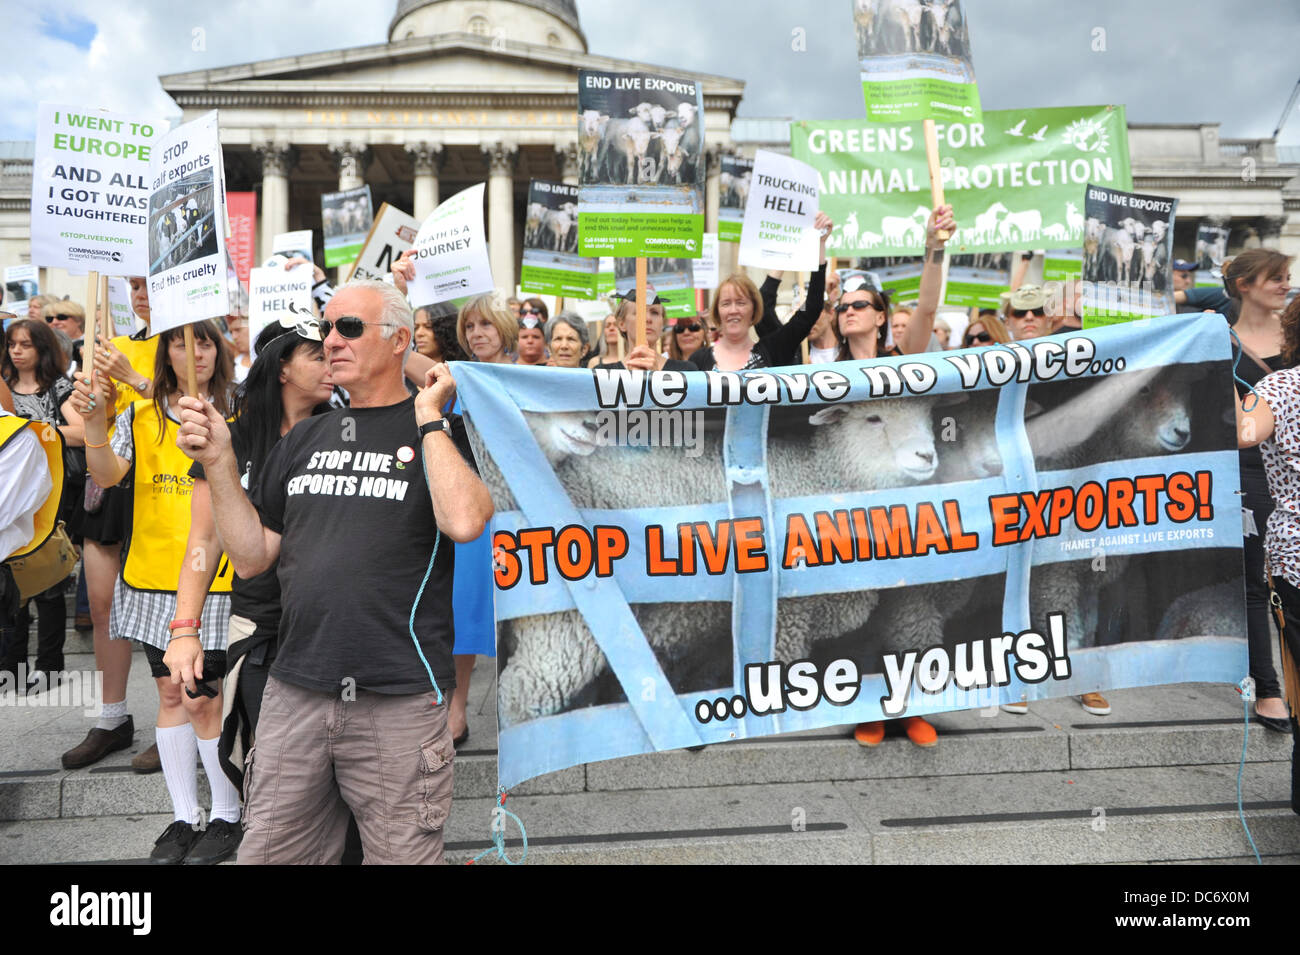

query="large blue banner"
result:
[453,313,1247,791]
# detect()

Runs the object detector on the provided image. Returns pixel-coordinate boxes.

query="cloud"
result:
[3,0,1299,145]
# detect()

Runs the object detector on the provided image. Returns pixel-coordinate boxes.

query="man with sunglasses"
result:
[1005,285,1052,340]
[175,278,494,864]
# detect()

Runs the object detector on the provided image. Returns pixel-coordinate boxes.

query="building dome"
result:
[389,0,587,51]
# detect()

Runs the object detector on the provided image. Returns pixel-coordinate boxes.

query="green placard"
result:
[856,0,980,124]
[718,219,743,242]
[1043,249,1083,283]
[520,265,597,299]
[578,212,705,258]
[791,105,1131,257]
[864,77,981,124]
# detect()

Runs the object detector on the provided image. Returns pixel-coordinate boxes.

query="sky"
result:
[2,0,1299,146]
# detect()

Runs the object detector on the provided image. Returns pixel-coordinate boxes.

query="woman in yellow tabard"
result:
[72,318,239,865]
[61,276,163,773]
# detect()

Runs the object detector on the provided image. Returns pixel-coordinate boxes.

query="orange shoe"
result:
[903,717,938,748]
[853,721,885,747]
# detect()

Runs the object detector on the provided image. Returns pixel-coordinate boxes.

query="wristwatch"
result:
[418,418,450,440]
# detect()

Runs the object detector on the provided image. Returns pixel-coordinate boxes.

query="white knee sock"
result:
[197,735,240,824]
[155,724,201,825]
[95,699,128,731]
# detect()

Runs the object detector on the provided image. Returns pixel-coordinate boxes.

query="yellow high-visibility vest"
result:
[0,413,63,560]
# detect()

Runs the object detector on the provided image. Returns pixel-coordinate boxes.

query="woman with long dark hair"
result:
[164,320,334,863]
[70,319,236,864]
[1225,248,1295,733]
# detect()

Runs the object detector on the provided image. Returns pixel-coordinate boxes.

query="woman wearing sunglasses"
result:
[835,206,955,363]
[691,211,835,372]
[666,315,711,363]
[70,319,237,864]
[960,309,1012,349]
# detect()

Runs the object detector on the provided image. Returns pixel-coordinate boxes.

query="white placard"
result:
[30,102,160,275]
[145,110,228,334]
[3,265,39,320]
[407,183,494,305]
[694,233,719,290]
[737,149,820,272]
[248,263,313,359]
[106,276,140,336]
[348,203,420,282]
[269,230,314,265]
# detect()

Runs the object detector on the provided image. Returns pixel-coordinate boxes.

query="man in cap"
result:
[1173,259,1231,315]
[1005,285,1052,340]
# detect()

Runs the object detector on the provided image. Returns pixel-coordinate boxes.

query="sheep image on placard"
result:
[476,393,947,728]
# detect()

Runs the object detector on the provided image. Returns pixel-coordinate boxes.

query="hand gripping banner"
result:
[453,314,1246,791]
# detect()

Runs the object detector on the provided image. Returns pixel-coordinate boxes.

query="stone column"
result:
[406,142,444,221]
[330,141,368,192]
[1258,215,1288,248]
[555,142,580,186]
[254,142,293,265]
[483,141,518,292]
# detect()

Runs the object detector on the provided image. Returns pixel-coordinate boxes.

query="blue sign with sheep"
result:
[453,313,1246,791]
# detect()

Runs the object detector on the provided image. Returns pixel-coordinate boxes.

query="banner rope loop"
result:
[467,789,528,865]
[409,529,444,706]
[1228,328,1260,411]
[1234,676,1261,865]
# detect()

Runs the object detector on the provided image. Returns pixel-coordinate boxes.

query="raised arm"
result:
[415,364,493,542]
[898,205,954,355]
[175,396,281,578]
[68,371,130,487]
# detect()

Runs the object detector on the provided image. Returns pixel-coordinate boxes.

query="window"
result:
[547,32,561,46]
[468,16,489,36]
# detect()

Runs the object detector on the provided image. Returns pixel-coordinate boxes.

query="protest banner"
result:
[855,0,980,123]
[596,256,616,297]
[576,69,706,260]
[105,276,140,337]
[694,233,719,291]
[613,256,694,319]
[347,202,419,283]
[268,230,313,266]
[3,265,39,320]
[945,252,1010,309]
[790,105,1132,256]
[145,110,229,394]
[1194,222,1230,288]
[521,180,598,299]
[454,313,1245,790]
[737,150,821,271]
[1043,248,1083,283]
[30,103,159,276]
[225,191,257,286]
[247,263,313,359]
[321,185,373,269]
[718,155,753,243]
[406,183,494,306]
[1081,184,1178,328]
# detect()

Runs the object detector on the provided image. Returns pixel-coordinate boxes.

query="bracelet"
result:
[168,618,202,631]
[85,437,110,449]
[168,630,199,643]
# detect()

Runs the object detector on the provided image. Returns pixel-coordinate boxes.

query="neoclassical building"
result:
[2,0,1298,304]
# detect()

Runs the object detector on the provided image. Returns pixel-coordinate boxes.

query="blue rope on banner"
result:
[409,529,444,706]
[468,790,528,865]
[1235,676,1261,865]
[1228,328,1260,411]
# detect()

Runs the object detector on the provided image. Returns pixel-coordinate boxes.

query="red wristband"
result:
[168,619,201,631]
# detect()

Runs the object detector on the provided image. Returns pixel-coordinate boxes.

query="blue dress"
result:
[449,397,496,657]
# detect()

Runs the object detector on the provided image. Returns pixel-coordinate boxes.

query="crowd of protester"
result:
[3,200,1298,866]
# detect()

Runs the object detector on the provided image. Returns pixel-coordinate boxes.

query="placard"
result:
[718,155,752,243]
[322,185,373,268]
[248,263,313,358]
[406,183,494,306]
[348,203,420,283]
[1081,183,1178,328]
[856,0,981,122]
[521,180,598,299]
[737,150,820,271]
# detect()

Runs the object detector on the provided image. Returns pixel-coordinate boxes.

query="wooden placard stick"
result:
[82,270,100,390]
[183,324,199,398]
[922,119,949,242]
[555,295,564,315]
[634,257,647,349]
[98,275,110,340]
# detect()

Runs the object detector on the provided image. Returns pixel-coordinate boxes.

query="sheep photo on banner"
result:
[454,313,1247,790]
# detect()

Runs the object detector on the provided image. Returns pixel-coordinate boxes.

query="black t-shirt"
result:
[251,397,474,695]
[1235,350,1289,473]
[189,419,284,639]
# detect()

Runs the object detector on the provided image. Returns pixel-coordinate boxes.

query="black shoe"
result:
[61,716,134,769]
[453,729,469,749]
[184,818,243,865]
[149,820,202,865]
[1255,712,1294,734]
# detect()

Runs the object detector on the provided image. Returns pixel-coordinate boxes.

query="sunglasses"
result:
[1010,307,1046,319]
[965,331,993,345]
[674,322,703,334]
[317,316,397,339]
[519,317,542,330]
[834,299,883,315]
[520,308,543,317]
[47,313,76,322]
